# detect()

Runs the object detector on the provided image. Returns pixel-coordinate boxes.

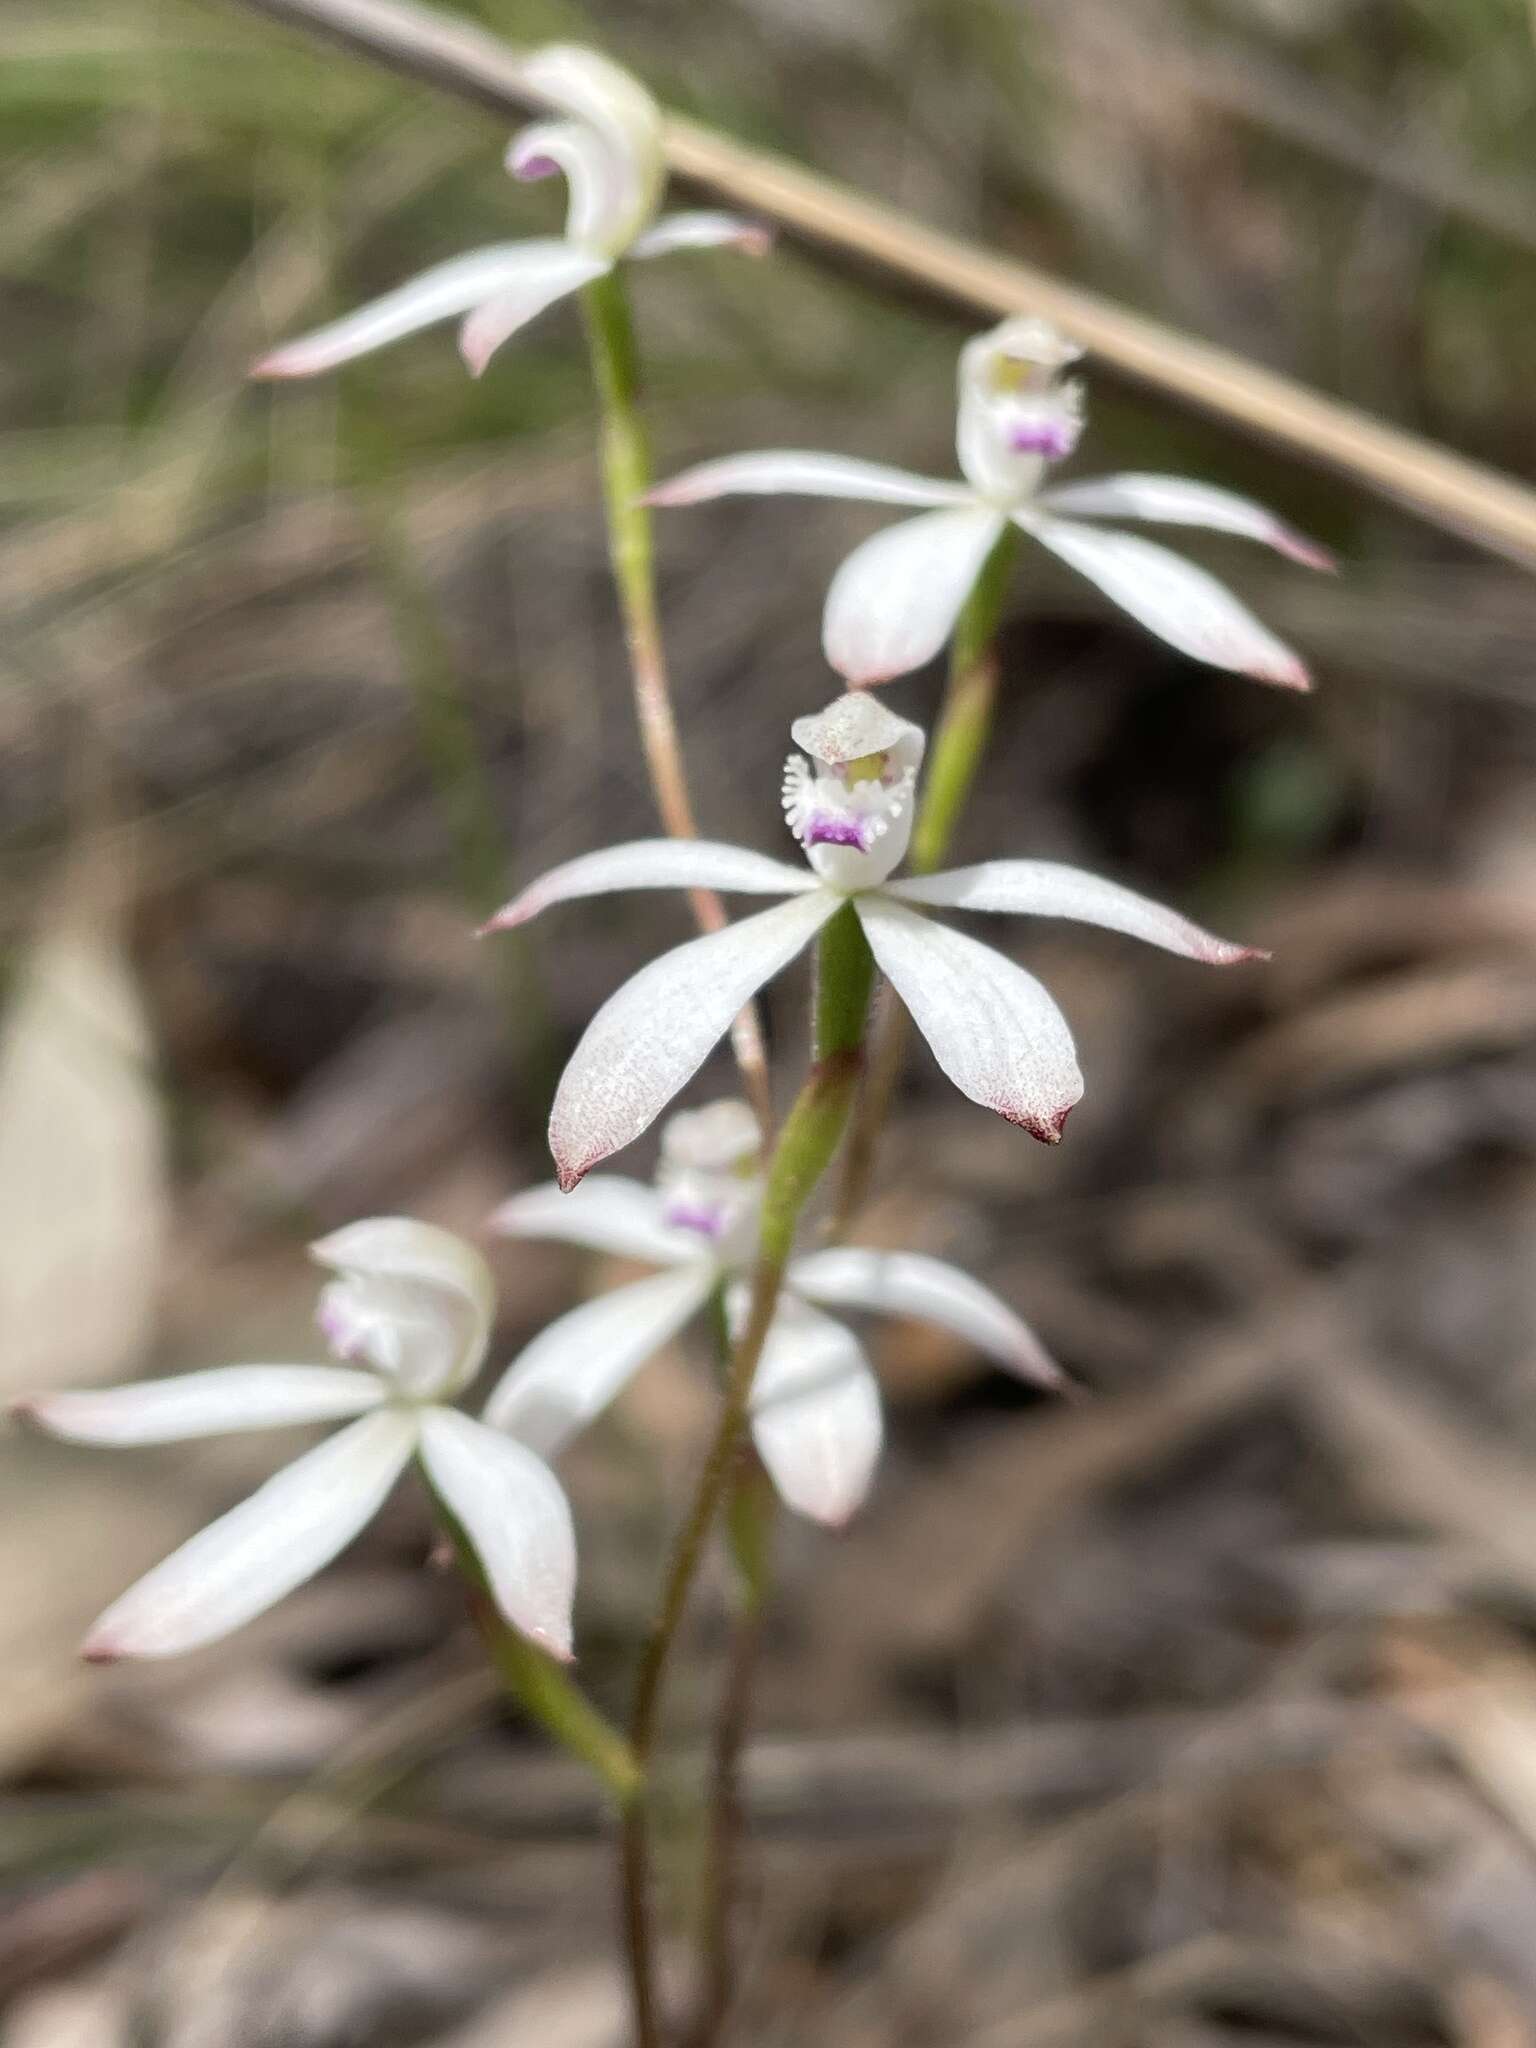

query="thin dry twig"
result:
[224,0,1536,571]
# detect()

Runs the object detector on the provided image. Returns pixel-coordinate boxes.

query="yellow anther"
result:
[840,751,887,785]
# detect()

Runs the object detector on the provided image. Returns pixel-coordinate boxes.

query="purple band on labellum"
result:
[663,1201,726,1240]
[317,1298,364,1358]
[804,815,868,851]
[1009,421,1077,457]
[513,154,560,181]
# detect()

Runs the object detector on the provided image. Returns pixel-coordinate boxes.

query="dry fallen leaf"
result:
[0,840,168,1394]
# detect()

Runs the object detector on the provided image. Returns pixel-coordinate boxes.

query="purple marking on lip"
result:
[804,815,868,850]
[1008,421,1078,457]
[317,1299,365,1359]
[663,1201,725,1239]
[514,153,559,181]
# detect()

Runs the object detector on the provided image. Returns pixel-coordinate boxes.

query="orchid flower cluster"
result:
[15,43,1321,1858]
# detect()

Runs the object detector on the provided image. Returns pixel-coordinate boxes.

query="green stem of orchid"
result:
[909,524,1020,875]
[829,527,1019,1235]
[436,1507,641,1807]
[621,901,874,2048]
[580,267,774,1138]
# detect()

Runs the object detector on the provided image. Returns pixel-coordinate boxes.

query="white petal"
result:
[885,861,1263,965]
[824,505,1006,685]
[855,896,1082,1143]
[81,1411,417,1662]
[310,1218,495,1398]
[481,1266,715,1452]
[1022,516,1310,691]
[630,211,773,260]
[489,1176,698,1267]
[646,451,963,511]
[482,838,817,934]
[417,1408,577,1660]
[252,242,569,379]
[549,892,840,1188]
[748,1299,882,1526]
[788,1251,1063,1391]
[457,243,610,376]
[15,1365,385,1446]
[1037,473,1334,571]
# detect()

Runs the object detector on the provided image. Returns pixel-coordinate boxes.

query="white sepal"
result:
[481,1265,715,1454]
[548,891,840,1187]
[417,1407,577,1660]
[483,838,816,934]
[748,1296,883,1526]
[16,1365,385,1446]
[1022,516,1311,690]
[855,897,1082,1144]
[630,212,772,260]
[80,1410,418,1662]
[886,861,1263,964]
[788,1248,1064,1391]
[1037,472,1334,571]
[251,244,558,379]
[823,505,1006,684]
[457,242,610,376]
[647,450,962,510]
[490,1177,699,1268]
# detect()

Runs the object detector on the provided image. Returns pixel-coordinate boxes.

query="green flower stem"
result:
[689,1462,774,2048]
[909,525,1020,875]
[829,529,1019,1233]
[620,902,875,2048]
[435,1507,640,1808]
[580,269,773,1137]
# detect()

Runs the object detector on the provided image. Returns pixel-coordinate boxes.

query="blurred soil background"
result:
[6,0,1536,2041]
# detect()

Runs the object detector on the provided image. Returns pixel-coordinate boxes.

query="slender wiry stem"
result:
[580,269,774,1138]
[688,1356,777,2048]
[621,902,875,2048]
[829,530,1019,1236]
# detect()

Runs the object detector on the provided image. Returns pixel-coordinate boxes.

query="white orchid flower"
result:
[12,1221,577,1662]
[648,315,1332,689]
[486,1099,1064,1526]
[483,692,1263,1189]
[251,45,767,382]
